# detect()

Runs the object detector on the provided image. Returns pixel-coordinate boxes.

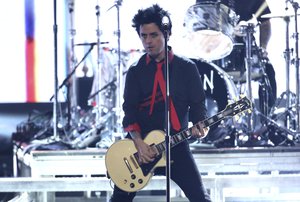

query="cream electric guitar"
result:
[105,96,252,192]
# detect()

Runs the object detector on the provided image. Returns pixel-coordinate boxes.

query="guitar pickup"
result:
[123,157,133,173]
[130,155,139,169]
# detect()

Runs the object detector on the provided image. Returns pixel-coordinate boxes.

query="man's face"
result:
[139,23,166,61]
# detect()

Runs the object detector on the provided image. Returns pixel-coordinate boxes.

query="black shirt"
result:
[195,0,271,22]
[122,51,207,137]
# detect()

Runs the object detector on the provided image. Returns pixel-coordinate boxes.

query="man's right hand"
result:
[130,132,158,164]
[133,138,157,164]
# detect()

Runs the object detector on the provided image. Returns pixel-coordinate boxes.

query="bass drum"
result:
[192,59,239,117]
[191,60,239,145]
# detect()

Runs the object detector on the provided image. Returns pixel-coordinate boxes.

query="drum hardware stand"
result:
[90,2,107,133]
[69,0,79,131]
[51,0,80,133]
[269,13,297,135]
[240,19,298,146]
[49,0,77,141]
[279,0,300,139]
[242,23,256,132]
[238,23,271,146]
[52,0,59,140]
[50,41,97,125]
[50,1,100,141]
[258,2,300,145]
[255,110,298,145]
[94,3,101,126]
[290,0,300,135]
[88,70,128,101]
[107,0,124,141]
[284,15,293,114]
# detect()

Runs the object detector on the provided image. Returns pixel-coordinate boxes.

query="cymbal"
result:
[261,12,300,19]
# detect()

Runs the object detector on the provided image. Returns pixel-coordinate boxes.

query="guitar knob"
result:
[138,179,143,184]
[131,174,136,179]
[130,183,135,188]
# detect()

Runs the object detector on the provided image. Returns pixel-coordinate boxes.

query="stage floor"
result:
[5,145,299,202]
[1,103,300,201]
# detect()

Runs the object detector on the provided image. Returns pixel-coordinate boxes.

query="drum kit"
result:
[184,0,300,147]
[48,0,300,149]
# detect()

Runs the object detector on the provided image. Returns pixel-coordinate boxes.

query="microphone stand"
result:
[163,28,171,202]
[88,69,127,100]
[50,44,96,102]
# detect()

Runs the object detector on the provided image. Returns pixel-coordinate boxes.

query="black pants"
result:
[109,141,211,202]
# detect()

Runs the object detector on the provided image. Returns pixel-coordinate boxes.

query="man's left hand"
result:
[191,124,209,139]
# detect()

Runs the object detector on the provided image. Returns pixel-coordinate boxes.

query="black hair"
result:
[132,4,172,36]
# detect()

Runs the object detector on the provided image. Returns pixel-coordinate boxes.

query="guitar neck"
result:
[153,96,251,154]
[173,109,227,147]
[153,109,226,154]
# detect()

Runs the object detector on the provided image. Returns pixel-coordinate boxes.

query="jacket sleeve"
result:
[122,66,141,133]
[187,61,208,124]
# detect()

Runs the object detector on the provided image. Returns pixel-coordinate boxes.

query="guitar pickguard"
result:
[140,154,163,176]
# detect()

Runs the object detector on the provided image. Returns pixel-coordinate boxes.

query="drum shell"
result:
[214,44,265,83]
[191,59,239,116]
[184,2,239,61]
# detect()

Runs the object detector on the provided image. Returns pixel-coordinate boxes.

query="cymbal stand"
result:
[108,0,124,139]
[284,16,293,110]
[290,0,300,134]
[281,0,300,138]
[262,0,300,145]
[68,0,79,129]
[94,2,103,127]
[275,14,298,132]
[116,0,123,136]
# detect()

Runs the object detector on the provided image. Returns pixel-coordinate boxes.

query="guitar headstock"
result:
[224,95,252,117]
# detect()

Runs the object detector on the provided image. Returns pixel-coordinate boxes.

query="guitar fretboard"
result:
[153,96,251,154]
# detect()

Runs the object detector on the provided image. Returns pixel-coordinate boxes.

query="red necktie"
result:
[149,62,181,131]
